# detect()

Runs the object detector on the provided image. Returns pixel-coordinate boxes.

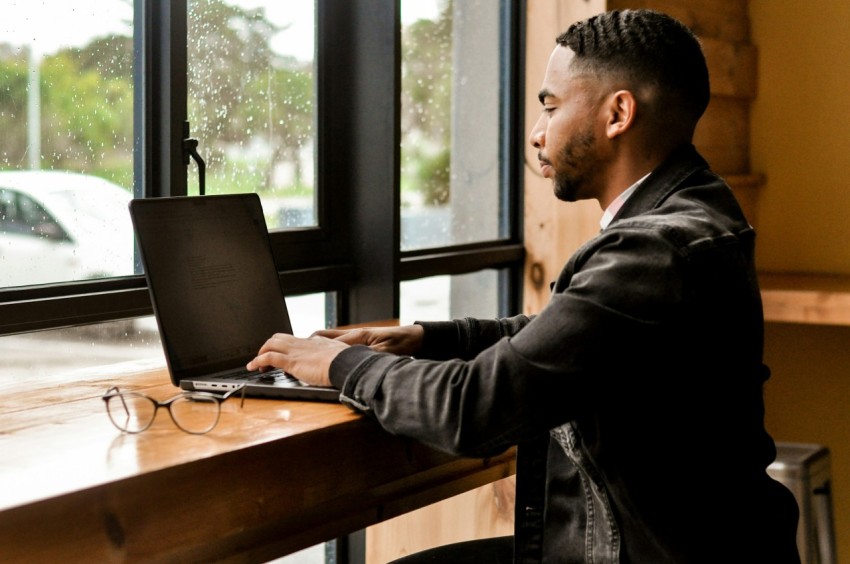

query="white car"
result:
[0,170,135,288]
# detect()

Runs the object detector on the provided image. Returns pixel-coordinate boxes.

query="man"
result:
[248,9,801,563]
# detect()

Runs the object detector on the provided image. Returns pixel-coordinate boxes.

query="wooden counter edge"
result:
[760,271,850,326]
[0,412,516,563]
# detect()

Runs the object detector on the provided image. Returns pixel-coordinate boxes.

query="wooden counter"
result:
[0,361,516,562]
[760,271,850,326]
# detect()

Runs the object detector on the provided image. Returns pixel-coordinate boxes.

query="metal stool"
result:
[767,442,837,564]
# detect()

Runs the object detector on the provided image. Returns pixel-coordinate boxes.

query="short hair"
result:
[557,10,710,134]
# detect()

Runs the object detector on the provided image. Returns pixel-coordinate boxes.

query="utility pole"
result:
[27,44,41,170]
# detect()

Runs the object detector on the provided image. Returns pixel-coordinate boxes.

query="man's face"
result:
[529,46,606,203]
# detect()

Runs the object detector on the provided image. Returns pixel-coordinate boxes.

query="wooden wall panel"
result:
[695,96,751,174]
[608,0,750,42]
[365,477,515,563]
[701,37,758,99]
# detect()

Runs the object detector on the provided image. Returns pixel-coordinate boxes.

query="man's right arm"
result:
[416,315,534,360]
[316,314,534,361]
[314,324,425,356]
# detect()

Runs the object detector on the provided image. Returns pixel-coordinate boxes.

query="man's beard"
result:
[552,126,598,202]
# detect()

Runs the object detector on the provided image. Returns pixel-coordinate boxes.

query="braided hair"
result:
[558,10,710,139]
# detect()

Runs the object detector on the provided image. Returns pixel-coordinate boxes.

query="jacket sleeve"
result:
[414,314,534,361]
[329,228,687,458]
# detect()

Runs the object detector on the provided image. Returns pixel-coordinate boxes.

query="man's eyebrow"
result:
[538,88,553,104]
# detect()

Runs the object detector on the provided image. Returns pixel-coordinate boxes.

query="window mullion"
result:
[319,0,401,325]
[144,0,188,199]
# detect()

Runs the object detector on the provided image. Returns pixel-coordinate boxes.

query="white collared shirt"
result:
[600,173,650,230]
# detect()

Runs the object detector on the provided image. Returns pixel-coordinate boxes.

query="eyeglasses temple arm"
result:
[221,384,247,407]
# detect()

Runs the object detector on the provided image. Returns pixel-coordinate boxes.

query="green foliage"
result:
[40,50,133,173]
[200,157,309,197]
[187,0,315,194]
[401,1,453,206]
[0,34,133,181]
[417,148,451,205]
[402,10,452,140]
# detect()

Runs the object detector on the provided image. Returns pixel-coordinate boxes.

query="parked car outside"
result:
[0,170,134,288]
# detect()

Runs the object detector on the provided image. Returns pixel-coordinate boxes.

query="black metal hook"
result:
[183,121,206,196]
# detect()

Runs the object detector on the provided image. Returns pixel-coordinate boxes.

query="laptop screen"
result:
[130,194,293,383]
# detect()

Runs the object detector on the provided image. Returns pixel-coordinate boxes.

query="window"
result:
[0,1,134,290]
[186,0,317,230]
[400,0,507,251]
[0,0,525,360]
[399,0,521,321]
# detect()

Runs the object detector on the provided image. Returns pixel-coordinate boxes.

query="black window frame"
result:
[0,0,525,337]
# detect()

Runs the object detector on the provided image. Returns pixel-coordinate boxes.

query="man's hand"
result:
[246,333,349,388]
[313,324,424,356]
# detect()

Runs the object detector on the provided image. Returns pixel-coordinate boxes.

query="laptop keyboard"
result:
[219,368,306,387]
[252,369,304,387]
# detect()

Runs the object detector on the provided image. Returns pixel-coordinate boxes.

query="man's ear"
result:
[605,90,637,139]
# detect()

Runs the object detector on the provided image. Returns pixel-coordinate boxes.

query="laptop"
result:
[129,193,340,402]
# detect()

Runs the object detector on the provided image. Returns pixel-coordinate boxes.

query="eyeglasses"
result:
[102,385,246,435]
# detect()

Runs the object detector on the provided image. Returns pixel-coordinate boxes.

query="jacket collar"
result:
[609,144,710,224]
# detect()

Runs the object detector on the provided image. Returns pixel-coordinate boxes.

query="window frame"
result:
[0,0,526,336]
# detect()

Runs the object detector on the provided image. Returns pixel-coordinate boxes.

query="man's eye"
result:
[543,106,555,114]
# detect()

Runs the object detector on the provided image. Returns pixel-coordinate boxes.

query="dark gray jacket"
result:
[330,145,800,563]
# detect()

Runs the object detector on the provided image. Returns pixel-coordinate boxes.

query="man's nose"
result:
[529,114,545,148]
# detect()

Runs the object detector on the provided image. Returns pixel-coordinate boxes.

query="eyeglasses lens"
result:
[170,395,220,434]
[106,392,156,433]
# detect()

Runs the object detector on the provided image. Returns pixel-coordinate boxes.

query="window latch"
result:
[183,121,206,196]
